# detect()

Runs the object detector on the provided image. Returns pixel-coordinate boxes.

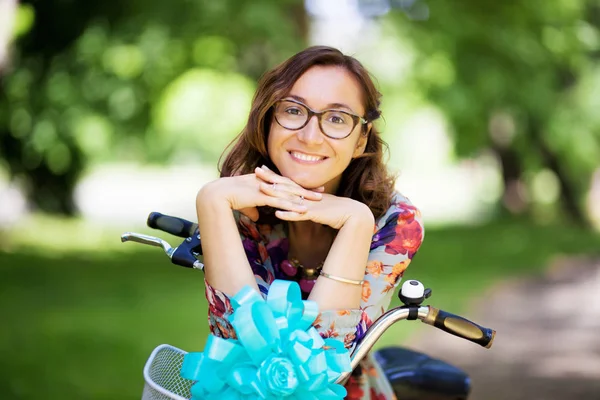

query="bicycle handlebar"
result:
[337,305,495,384]
[147,212,198,238]
[422,307,495,348]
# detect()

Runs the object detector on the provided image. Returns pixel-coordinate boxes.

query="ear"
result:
[352,123,371,158]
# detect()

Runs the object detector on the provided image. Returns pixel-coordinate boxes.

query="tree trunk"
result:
[488,112,529,215]
[489,143,529,215]
[528,120,588,227]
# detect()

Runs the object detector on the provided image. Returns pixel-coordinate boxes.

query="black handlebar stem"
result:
[171,233,203,269]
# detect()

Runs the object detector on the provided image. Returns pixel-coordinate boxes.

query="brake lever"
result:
[121,232,176,257]
[120,232,204,270]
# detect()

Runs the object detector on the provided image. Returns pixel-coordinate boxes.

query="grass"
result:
[1,216,599,399]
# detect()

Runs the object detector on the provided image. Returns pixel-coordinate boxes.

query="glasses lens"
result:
[321,110,354,138]
[274,101,357,138]
[275,101,308,130]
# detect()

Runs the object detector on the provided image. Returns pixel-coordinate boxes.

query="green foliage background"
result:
[2,0,599,220]
[1,1,600,399]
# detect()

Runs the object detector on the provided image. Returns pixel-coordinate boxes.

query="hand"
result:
[256,166,374,230]
[196,167,323,222]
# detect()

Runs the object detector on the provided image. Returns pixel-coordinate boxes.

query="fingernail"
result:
[262,165,271,171]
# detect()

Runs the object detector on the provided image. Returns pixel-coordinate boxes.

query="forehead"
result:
[288,66,364,113]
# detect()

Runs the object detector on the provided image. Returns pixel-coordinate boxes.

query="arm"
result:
[202,208,275,339]
[308,202,375,310]
[196,180,259,297]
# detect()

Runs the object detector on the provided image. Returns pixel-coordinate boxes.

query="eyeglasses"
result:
[273,99,368,139]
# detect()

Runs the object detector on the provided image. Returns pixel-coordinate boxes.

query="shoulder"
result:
[375,191,423,229]
[371,191,424,257]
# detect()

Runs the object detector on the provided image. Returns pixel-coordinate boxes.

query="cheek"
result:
[267,122,279,154]
[338,138,360,161]
[349,130,367,157]
[267,123,291,166]
[351,139,363,157]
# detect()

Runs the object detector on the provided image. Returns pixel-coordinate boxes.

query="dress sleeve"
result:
[354,195,425,340]
[205,278,236,339]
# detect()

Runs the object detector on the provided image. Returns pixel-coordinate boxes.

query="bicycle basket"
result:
[142,344,193,400]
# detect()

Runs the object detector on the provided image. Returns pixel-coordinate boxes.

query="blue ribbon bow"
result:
[180,280,352,399]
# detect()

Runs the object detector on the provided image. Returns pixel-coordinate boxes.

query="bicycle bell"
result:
[399,280,432,306]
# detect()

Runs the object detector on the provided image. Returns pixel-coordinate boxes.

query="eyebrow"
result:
[286,94,357,113]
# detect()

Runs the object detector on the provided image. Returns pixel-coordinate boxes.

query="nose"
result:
[297,115,324,144]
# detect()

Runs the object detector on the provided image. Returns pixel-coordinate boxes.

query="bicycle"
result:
[122,212,495,400]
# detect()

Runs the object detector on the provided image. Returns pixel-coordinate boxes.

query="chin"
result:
[283,170,326,189]
[293,177,326,190]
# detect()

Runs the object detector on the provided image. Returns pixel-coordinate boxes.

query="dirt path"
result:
[408,256,600,400]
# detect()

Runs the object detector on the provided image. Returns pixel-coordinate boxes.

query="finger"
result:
[274,210,310,221]
[255,166,289,185]
[264,195,308,214]
[258,181,319,205]
[255,169,322,200]
[257,166,299,188]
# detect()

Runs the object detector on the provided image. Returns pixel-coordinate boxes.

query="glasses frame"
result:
[273,98,368,140]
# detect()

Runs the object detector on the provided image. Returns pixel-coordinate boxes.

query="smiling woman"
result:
[195,46,424,399]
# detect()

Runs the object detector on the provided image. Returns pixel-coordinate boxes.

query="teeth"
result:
[291,152,324,162]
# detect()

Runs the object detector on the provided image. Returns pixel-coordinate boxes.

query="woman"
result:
[196,46,424,399]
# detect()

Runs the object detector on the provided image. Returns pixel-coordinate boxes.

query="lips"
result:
[289,151,327,163]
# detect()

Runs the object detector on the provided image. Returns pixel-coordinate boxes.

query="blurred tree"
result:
[0,0,306,214]
[0,0,17,70]
[392,0,600,226]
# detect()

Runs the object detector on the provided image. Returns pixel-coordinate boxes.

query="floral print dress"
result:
[204,192,424,399]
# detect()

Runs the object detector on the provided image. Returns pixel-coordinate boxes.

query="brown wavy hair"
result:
[219,46,396,220]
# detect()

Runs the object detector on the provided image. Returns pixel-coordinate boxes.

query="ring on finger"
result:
[272,182,277,191]
[297,195,304,205]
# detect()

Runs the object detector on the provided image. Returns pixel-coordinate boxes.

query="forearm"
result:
[308,209,374,310]
[196,184,259,297]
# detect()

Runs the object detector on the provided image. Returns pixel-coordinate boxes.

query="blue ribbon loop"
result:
[180,280,352,399]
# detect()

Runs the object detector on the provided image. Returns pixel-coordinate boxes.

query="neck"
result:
[287,221,335,266]
[323,175,341,195]
[288,220,330,238]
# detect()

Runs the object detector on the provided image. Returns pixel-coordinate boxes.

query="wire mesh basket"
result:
[142,344,193,400]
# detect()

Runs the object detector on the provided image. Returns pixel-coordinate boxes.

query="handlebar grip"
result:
[423,307,495,348]
[147,212,198,238]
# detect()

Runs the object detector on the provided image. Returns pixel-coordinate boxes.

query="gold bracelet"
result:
[319,271,364,286]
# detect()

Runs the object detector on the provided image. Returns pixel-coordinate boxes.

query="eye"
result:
[326,112,351,125]
[285,106,304,116]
